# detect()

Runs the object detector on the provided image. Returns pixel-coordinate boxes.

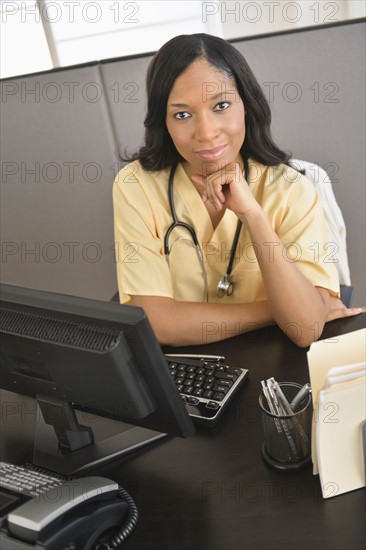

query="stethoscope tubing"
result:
[164,157,249,299]
[164,163,200,255]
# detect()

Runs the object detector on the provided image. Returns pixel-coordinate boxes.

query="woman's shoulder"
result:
[114,159,147,185]
[112,160,172,209]
[113,159,169,188]
[249,158,316,195]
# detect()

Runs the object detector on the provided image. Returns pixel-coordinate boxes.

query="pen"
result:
[265,379,299,459]
[261,381,277,415]
[290,383,311,411]
[266,379,282,416]
[165,354,225,362]
[271,379,310,454]
[261,380,282,433]
[269,377,293,415]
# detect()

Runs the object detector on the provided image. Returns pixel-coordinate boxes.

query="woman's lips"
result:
[195,144,227,161]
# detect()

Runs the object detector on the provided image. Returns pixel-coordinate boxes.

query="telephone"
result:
[0,462,137,549]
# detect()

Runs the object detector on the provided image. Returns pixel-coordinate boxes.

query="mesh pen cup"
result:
[259,382,312,472]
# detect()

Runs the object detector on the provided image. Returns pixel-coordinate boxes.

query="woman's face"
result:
[165,58,245,177]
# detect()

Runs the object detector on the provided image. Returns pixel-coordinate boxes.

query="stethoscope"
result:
[164,157,249,301]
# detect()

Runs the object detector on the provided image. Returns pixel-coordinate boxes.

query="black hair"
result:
[124,33,294,171]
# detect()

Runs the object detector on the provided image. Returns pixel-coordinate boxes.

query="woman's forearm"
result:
[129,295,274,346]
[242,207,330,347]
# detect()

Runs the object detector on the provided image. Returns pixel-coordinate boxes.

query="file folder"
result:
[307,328,366,498]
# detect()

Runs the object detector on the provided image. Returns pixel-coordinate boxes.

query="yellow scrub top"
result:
[112,158,340,304]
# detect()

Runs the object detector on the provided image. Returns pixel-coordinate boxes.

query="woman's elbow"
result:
[282,319,326,349]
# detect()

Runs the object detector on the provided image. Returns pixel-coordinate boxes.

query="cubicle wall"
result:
[1,19,365,303]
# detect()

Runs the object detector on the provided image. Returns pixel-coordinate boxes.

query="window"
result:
[0,1,53,78]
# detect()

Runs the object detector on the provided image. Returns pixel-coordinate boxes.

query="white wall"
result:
[0,1,364,79]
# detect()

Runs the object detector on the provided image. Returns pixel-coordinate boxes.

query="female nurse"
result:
[113,33,362,347]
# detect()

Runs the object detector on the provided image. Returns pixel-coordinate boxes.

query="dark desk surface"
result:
[1,314,365,550]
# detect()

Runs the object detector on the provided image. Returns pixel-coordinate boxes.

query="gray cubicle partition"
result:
[0,63,122,300]
[1,19,365,304]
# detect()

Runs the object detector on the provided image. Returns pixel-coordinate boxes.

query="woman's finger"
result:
[327,306,364,322]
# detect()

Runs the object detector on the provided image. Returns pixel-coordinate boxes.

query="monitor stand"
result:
[33,396,168,476]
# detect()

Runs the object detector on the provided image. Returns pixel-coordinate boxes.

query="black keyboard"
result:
[0,463,63,500]
[165,355,248,427]
[0,463,65,527]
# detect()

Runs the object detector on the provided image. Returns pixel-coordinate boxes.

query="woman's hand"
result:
[191,162,259,219]
[326,295,365,322]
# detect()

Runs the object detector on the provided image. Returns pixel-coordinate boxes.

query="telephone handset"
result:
[8,476,119,542]
[0,463,136,549]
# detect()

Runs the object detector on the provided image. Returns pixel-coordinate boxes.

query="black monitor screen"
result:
[0,284,195,474]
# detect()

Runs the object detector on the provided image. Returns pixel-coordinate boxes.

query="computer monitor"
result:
[0,284,195,475]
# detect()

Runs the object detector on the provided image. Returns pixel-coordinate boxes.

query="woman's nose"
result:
[194,114,220,142]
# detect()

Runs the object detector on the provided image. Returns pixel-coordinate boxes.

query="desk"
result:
[1,314,365,550]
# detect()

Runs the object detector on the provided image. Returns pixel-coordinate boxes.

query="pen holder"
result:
[259,382,312,472]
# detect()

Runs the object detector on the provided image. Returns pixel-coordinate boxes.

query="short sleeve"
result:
[112,163,174,303]
[275,169,340,296]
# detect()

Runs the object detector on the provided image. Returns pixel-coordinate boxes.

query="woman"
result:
[113,33,361,347]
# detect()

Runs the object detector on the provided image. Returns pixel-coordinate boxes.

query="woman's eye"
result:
[214,101,230,111]
[174,111,191,120]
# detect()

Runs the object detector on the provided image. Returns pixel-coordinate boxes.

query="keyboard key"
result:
[205,365,216,373]
[213,392,225,401]
[217,380,233,388]
[213,385,229,394]
[227,367,242,376]
[0,480,26,493]
[186,396,199,404]
[215,371,237,381]
[206,401,220,410]
[203,390,214,399]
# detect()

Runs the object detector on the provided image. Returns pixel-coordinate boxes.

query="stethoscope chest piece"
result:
[217,274,234,298]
